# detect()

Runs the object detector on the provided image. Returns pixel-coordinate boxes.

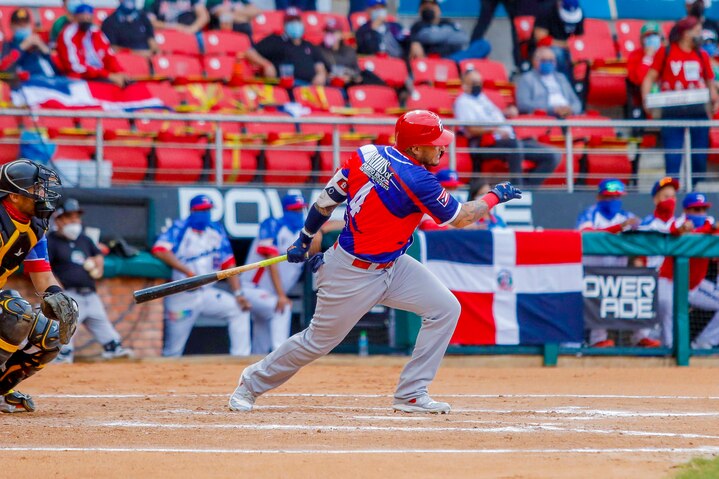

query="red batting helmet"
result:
[394,110,455,151]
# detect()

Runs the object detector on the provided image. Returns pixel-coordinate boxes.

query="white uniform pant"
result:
[242,285,292,354]
[163,286,250,357]
[60,289,120,357]
[241,244,461,401]
[657,277,719,348]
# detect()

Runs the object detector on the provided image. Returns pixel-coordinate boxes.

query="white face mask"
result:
[62,222,82,241]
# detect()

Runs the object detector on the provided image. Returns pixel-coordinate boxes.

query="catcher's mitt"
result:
[42,292,79,345]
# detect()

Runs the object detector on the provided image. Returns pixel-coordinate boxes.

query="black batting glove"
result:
[287,230,313,263]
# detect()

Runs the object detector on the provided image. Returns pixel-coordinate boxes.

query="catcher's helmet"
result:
[394,110,455,151]
[0,159,62,223]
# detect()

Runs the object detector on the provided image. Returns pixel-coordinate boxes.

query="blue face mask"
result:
[597,199,622,218]
[643,34,661,50]
[283,210,305,232]
[187,211,212,230]
[285,21,304,40]
[538,60,555,75]
[686,214,707,227]
[703,43,718,57]
[14,27,31,42]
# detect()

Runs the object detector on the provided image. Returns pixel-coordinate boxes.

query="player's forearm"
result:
[268,263,286,298]
[29,271,62,293]
[450,194,499,228]
[153,250,193,276]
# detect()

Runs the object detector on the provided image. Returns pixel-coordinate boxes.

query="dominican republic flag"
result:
[423,229,584,345]
[11,77,164,111]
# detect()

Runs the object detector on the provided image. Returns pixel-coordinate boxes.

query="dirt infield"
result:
[4,356,719,479]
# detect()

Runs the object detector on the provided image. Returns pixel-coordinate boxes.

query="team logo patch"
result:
[337,179,348,192]
[497,269,513,292]
[359,152,394,190]
[437,189,450,207]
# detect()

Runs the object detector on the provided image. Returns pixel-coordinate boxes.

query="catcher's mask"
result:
[0,159,61,226]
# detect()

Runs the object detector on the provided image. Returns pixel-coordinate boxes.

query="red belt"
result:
[334,242,394,270]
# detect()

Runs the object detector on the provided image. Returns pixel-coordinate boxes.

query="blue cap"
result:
[435,169,461,188]
[651,177,679,197]
[366,0,387,7]
[189,194,213,211]
[74,3,94,14]
[597,178,625,196]
[683,192,712,209]
[281,193,306,211]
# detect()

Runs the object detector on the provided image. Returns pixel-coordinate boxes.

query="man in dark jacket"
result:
[355,0,409,58]
[0,8,57,78]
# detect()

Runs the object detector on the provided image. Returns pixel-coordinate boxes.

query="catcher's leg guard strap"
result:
[0,290,36,369]
[0,313,60,395]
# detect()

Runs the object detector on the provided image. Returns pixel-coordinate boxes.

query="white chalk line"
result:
[4,446,719,455]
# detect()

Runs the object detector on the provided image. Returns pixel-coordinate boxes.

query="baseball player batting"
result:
[229,110,521,414]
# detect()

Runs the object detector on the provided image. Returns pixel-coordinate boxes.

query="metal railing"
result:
[4,108,719,191]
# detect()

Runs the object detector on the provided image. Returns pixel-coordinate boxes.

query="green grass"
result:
[673,456,719,478]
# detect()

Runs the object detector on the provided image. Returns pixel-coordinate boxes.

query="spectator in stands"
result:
[56,4,128,87]
[419,169,461,231]
[206,0,260,35]
[355,0,409,58]
[0,8,57,78]
[454,69,560,187]
[628,22,663,91]
[274,0,316,10]
[319,18,383,87]
[701,28,719,79]
[466,180,507,230]
[516,47,582,117]
[50,0,81,45]
[576,179,639,348]
[409,0,491,62]
[145,0,210,34]
[531,0,584,82]
[641,16,716,182]
[245,7,327,86]
[102,0,159,57]
[687,0,719,40]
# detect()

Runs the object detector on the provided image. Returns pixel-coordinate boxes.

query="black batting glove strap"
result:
[287,231,313,263]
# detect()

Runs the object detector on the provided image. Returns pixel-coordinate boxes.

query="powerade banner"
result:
[423,229,584,345]
[583,267,658,330]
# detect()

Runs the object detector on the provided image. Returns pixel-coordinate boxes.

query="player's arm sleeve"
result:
[151,223,178,254]
[24,236,52,273]
[409,173,461,227]
[315,158,351,209]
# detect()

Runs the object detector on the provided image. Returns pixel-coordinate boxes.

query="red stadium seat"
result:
[302,11,350,44]
[410,57,460,86]
[566,112,616,139]
[264,149,313,184]
[586,71,627,107]
[357,55,408,88]
[318,138,364,180]
[36,116,77,131]
[0,115,22,134]
[94,8,113,24]
[202,31,251,57]
[0,6,18,38]
[116,52,151,80]
[243,111,297,138]
[405,86,454,116]
[234,84,290,111]
[37,7,62,31]
[583,137,633,185]
[512,113,563,140]
[484,88,513,110]
[568,19,617,63]
[347,85,399,113]
[459,59,508,82]
[204,55,235,81]
[615,19,644,58]
[350,12,369,31]
[539,137,582,187]
[104,135,152,183]
[142,81,181,108]
[351,115,396,139]
[292,85,346,111]
[52,133,95,161]
[251,10,284,43]
[152,54,203,82]
[431,133,473,177]
[79,117,132,134]
[209,144,259,184]
[297,113,351,138]
[514,15,535,43]
[154,133,207,183]
[154,29,201,56]
[134,117,186,135]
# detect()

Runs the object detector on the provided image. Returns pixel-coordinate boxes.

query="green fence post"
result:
[543,343,559,366]
[673,256,691,366]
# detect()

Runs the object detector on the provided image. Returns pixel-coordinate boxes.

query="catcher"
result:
[0,159,79,413]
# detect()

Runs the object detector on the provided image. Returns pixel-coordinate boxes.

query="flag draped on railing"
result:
[424,229,584,345]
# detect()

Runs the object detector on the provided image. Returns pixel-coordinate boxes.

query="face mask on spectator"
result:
[370,8,387,23]
[285,21,304,40]
[13,27,31,42]
[78,20,93,32]
[61,222,82,241]
[597,199,622,218]
[323,32,338,49]
[655,197,676,221]
[470,84,482,97]
[538,60,555,75]
[643,34,661,50]
[420,8,436,22]
[187,211,212,231]
[703,42,718,57]
[686,214,707,227]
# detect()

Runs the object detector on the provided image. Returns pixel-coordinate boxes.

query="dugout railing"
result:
[3,108,719,191]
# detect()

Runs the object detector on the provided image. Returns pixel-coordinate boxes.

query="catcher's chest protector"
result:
[0,207,45,288]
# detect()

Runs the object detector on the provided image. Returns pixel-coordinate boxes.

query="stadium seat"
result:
[243,111,297,139]
[152,54,204,82]
[568,19,617,63]
[134,117,186,135]
[512,113,563,140]
[204,55,235,81]
[318,137,364,180]
[79,117,132,134]
[357,55,408,88]
[615,19,644,58]
[209,143,259,184]
[264,149,313,184]
[297,113,352,138]
[154,133,207,183]
[709,122,719,164]
[351,115,396,139]
[586,70,627,107]
[431,133,473,177]
[302,11,350,44]
[52,134,95,162]
[350,12,369,31]
[178,84,237,111]
[36,116,78,134]
[37,7,63,31]
[292,85,346,111]
[484,88,513,110]
[459,59,508,83]
[116,52,151,80]
[154,29,201,56]
[0,115,22,135]
[514,15,535,43]
[539,137,583,187]
[405,86,454,116]
[251,10,284,43]
[94,8,113,24]
[142,81,181,108]
[566,112,616,140]
[583,136,633,185]
[234,84,290,111]
[0,6,18,38]
[410,57,460,87]
[104,135,152,183]
[347,85,400,113]
[202,31,251,57]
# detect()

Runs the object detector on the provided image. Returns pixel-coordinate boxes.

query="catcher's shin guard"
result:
[0,309,60,395]
[0,290,37,370]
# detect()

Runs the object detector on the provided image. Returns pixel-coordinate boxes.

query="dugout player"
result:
[152,194,251,357]
[229,110,522,414]
[47,198,133,363]
[0,159,79,413]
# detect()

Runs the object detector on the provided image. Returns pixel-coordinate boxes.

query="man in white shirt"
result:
[454,69,560,186]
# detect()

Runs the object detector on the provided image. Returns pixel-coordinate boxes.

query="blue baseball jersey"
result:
[152,219,235,282]
[319,144,461,263]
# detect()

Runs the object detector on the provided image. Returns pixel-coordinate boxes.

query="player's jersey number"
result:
[348,182,373,218]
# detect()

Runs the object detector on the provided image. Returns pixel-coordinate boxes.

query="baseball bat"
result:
[133,254,288,304]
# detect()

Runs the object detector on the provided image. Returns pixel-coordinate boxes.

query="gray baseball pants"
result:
[59,289,120,356]
[241,244,461,401]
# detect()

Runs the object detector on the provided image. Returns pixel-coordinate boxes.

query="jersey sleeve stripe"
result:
[23,259,52,273]
[438,202,462,227]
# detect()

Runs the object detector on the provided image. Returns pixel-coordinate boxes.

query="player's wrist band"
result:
[303,204,330,236]
[45,285,63,295]
[233,289,245,297]
[481,193,500,209]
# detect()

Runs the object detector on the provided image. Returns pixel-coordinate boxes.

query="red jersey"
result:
[650,44,714,92]
[659,215,715,289]
[319,144,461,263]
[627,48,655,87]
[56,23,122,80]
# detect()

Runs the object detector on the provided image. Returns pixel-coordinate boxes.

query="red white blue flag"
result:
[423,229,584,345]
